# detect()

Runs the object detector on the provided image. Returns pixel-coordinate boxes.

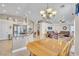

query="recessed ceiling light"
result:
[1,4,5,7]
[28,11,31,14]
[3,9,7,13]
[16,11,19,14]
[17,7,21,10]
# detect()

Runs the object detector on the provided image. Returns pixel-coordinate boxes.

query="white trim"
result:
[0,38,8,40]
[12,47,26,53]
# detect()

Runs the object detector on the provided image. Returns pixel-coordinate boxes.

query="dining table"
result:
[27,39,66,56]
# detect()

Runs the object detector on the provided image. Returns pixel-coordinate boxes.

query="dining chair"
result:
[59,39,74,56]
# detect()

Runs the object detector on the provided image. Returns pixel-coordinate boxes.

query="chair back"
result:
[59,39,74,56]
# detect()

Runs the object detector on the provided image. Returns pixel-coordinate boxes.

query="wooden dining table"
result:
[27,39,66,56]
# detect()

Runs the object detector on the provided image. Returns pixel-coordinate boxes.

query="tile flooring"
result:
[0,40,12,56]
[12,50,30,56]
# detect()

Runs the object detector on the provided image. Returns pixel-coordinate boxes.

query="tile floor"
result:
[0,40,12,56]
[12,50,30,56]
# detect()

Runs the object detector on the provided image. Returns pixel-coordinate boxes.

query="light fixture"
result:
[60,16,65,23]
[28,11,31,14]
[40,4,57,19]
[60,20,65,23]
[1,4,5,7]
[17,7,21,10]
[16,11,19,14]
[3,9,7,13]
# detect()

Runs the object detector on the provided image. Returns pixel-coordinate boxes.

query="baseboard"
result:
[0,39,9,41]
[12,47,27,53]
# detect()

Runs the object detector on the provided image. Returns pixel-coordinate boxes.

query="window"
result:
[76,3,79,16]
[13,25,27,37]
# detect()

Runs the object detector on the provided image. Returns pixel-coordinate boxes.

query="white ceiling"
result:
[0,3,75,24]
